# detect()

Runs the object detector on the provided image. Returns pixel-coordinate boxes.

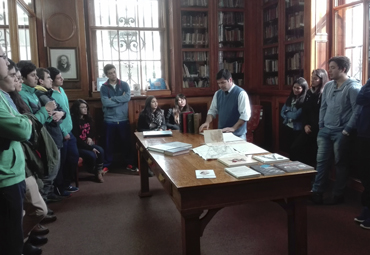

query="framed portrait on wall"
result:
[48,48,78,80]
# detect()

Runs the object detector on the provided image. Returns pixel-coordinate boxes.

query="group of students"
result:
[280,56,370,229]
[0,45,108,255]
[137,93,194,132]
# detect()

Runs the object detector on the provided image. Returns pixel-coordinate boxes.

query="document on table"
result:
[228,141,268,155]
[193,144,236,160]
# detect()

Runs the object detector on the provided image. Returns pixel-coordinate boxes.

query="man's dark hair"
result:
[328,56,351,74]
[47,67,61,81]
[36,68,50,84]
[7,59,18,72]
[103,64,116,76]
[216,69,232,81]
[17,60,36,78]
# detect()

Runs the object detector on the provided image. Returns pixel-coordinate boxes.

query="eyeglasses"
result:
[0,53,7,60]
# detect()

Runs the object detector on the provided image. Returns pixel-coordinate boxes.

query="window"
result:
[333,1,364,83]
[88,0,166,91]
[0,0,36,63]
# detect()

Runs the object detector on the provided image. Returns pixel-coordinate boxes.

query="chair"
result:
[246,105,263,143]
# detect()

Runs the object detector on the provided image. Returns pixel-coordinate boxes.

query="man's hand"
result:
[342,130,349,136]
[122,91,126,96]
[52,111,64,122]
[86,137,93,145]
[222,127,235,133]
[45,101,56,113]
[92,148,100,158]
[199,122,210,133]
[304,125,312,134]
[64,134,70,140]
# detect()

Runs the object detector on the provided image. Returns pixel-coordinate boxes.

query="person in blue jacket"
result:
[354,78,370,229]
[280,77,308,157]
[100,64,138,173]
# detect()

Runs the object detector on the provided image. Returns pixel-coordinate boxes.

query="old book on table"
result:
[252,153,289,164]
[274,161,314,173]
[217,154,258,167]
[164,147,190,156]
[181,111,192,133]
[195,169,216,179]
[147,141,192,153]
[187,113,194,133]
[250,164,286,176]
[224,166,261,179]
[143,130,173,138]
[193,113,202,134]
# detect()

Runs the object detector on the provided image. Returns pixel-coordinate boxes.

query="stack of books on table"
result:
[250,164,286,176]
[274,161,314,173]
[252,153,289,164]
[224,166,261,179]
[147,141,192,156]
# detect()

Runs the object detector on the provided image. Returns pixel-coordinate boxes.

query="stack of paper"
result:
[148,142,192,154]
[224,166,261,179]
[217,154,258,167]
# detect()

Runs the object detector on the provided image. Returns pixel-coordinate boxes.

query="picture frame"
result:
[48,48,78,80]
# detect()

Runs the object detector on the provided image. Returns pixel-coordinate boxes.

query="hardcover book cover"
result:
[250,164,286,176]
[224,166,261,179]
[252,153,289,164]
[274,161,314,173]
[147,141,192,153]
[217,154,258,167]
[195,170,216,179]
[193,113,202,134]
[143,130,173,138]
[164,147,190,156]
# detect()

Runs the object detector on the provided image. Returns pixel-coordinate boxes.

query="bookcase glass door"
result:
[183,51,210,88]
[219,51,244,86]
[285,42,304,85]
[263,1,278,45]
[263,46,278,85]
[285,0,305,42]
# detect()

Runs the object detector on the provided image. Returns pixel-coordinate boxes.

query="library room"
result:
[0,0,369,255]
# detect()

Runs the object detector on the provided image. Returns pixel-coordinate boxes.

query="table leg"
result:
[181,211,203,255]
[286,197,307,255]
[138,149,151,198]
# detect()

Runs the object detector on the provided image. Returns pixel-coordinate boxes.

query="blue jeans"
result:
[0,180,26,255]
[55,133,79,190]
[78,145,104,173]
[104,120,134,167]
[312,127,351,196]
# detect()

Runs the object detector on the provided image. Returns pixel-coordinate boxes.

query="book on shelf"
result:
[252,153,290,164]
[224,166,261,179]
[164,147,191,156]
[143,130,173,138]
[187,113,194,133]
[217,154,258,167]
[274,161,314,173]
[250,164,286,176]
[147,141,192,153]
[195,169,216,179]
[193,113,202,134]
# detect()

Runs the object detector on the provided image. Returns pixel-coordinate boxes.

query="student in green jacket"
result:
[0,46,32,255]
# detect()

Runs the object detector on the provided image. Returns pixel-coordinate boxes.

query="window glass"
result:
[17,4,31,60]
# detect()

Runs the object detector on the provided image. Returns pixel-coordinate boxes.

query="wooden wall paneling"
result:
[274,96,287,154]
[259,97,274,152]
[35,0,89,98]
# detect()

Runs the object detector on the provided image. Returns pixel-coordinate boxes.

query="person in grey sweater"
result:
[311,56,361,205]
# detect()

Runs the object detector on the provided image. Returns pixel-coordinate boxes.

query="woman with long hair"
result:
[280,77,309,158]
[70,99,106,183]
[291,69,329,165]
[166,94,194,130]
[137,96,166,131]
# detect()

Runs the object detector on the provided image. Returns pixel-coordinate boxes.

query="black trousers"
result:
[358,137,370,208]
[0,180,26,255]
[290,130,318,166]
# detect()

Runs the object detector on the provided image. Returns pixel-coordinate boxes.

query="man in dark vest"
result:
[199,69,251,140]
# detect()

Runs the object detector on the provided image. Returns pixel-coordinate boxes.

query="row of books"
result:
[286,51,304,71]
[264,59,278,72]
[181,14,208,28]
[264,24,278,39]
[263,7,278,22]
[182,79,210,88]
[183,52,208,62]
[219,26,243,42]
[181,0,208,7]
[287,11,304,30]
[183,63,209,78]
[219,60,244,74]
[179,112,202,134]
[264,76,278,85]
[218,12,244,26]
[285,0,304,8]
[182,32,209,46]
[218,0,245,8]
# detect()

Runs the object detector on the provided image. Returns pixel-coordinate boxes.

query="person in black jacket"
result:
[354,79,370,229]
[71,99,106,183]
[166,93,194,130]
[137,96,166,131]
[290,69,329,165]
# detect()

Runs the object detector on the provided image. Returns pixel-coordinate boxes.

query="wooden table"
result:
[135,131,316,255]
